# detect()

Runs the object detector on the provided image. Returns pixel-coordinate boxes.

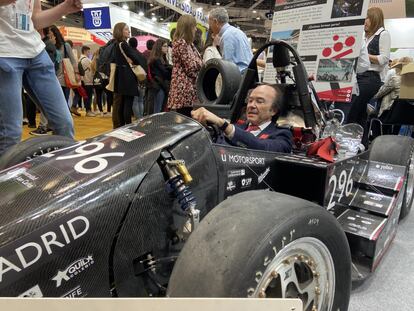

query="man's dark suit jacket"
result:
[217,121,292,153]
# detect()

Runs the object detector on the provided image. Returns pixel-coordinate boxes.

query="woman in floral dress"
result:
[167,15,203,117]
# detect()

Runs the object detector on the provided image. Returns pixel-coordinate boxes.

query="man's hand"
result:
[191,107,223,127]
[0,0,16,6]
[61,0,82,15]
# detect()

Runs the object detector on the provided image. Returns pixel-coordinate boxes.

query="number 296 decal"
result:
[327,167,354,210]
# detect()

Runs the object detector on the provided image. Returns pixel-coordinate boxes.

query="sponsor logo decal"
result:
[52,255,94,288]
[221,154,265,165]
[226,180,236,192]
[241,178,252,188]
[106,128,146,142]
[375,164,394,171]
[258,167,270,184]
[227,169,245,178]
[63,285,85,298]
[0,215,89,285]
[19,285,43,297]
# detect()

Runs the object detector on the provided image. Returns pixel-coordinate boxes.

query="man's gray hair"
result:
[209,7,229,24]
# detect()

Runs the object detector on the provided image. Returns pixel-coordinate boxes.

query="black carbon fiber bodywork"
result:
[0,113,203,297]
[112,130,218,296]
[0,110,409,298]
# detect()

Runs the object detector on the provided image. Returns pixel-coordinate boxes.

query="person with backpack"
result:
[128,37,147,119]
[111,22,147,128]
[31,25,77,135]
[72,45,96,117]
[49,25,79,103]
[91,48,111,117]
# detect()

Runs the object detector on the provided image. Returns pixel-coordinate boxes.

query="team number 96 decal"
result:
[43,141,125,175]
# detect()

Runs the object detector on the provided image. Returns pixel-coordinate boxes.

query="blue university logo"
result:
[91,10,102,27]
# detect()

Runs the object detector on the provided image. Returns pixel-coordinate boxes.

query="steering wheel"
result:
[205,122,221,143]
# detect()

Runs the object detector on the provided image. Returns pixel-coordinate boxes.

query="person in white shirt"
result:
[0,0,81,156]
[203,32,221,62]
[74,45,96,117]
[346,7,391,132]
[202,32,222,97]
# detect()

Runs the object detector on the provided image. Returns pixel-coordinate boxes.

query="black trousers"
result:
[113,93,134,128]
[346,71,382,128]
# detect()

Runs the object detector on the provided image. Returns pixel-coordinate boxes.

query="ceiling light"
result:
[216,2,220,5]
[150,3,154,6]
[151,12,155,15]
[122,4,129,10]
[160,17,164,21]
[151,17,157,21]
[138,11,144,16]
[256,16,260,20]
[253,10,257,13]
[62,15,66,19]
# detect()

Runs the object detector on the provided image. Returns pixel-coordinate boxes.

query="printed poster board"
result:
[264,0,370,102]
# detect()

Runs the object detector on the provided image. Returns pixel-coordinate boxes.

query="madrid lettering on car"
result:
[0,216,89,283]
[221,154,265,165]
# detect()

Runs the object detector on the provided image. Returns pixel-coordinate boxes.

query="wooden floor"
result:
[22,111,113,141]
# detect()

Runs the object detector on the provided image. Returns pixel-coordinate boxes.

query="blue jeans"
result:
[0,50,74,156]
[132,86,145,118]
[154,89,165,114]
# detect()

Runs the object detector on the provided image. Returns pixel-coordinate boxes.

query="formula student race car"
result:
[0,41,413,311]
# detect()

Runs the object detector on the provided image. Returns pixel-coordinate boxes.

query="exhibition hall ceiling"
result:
[42,0,274,40]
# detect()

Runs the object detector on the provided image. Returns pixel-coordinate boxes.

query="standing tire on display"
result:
[168,190,351,311]
[0,135,76,170]
[196,59,242,106]
[369,135,414,220]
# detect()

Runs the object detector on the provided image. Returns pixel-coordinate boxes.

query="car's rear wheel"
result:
[168,190,351,311]
[0,135,76,170]
[369,135,414,219]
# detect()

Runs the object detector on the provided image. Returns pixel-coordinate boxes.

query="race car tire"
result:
[197,58,241,106]
[0,135,76,170]
[168,190,351,311]
[369,135,414,220]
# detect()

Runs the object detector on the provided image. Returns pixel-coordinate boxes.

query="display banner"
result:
[154,0,209,26]
[83,4,170,44]
[264,0,370,103]
[368,0,406,18]
[83,6,111,30]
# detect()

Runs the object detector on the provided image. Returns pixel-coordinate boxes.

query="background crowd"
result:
[0,1,412,157]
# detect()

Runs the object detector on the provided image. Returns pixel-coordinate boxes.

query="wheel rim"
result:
[24,146,61,162]
[252,237,335,311]
[405,151,414,209]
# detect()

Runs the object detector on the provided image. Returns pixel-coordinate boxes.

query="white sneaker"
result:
[86,111,96,117]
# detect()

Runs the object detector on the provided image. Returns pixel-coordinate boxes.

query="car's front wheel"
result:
[0,135,76,170]
[168,190,351,311]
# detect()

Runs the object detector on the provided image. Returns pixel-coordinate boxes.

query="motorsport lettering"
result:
[222,154,265,165]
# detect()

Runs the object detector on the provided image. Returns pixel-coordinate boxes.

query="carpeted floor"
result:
[349,208,414,310]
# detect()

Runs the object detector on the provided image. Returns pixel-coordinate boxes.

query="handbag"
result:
[93,71,108,89]
[77,85,88,100]
[119,43,147,82]
[106,63,116,92]
[62,58,80,89]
